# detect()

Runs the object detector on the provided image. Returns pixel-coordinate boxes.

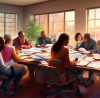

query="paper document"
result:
[45,44,53,47]
[20,56,28,59]
[38,61,48,64]
[92,53,100,59]
[69,49,78,54]
[84,57,94,62]
[78,48,91,54]
[70,53,86,62]
[6,59,15,66]
[76,60,89,66]
[87,62,100,68]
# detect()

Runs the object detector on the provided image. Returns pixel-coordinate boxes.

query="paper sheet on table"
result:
[78,48,91,54]
[84,57,94,61]
[69,49,78,54]
[38,61,48,64]
[76,60,89,66]
[6,59,15,66]
[20,56,28,59]
[31,53,50,59]
[92,53,100,59]
[70,53,86,61]
[87,62,100,68]
[45,44,53,47]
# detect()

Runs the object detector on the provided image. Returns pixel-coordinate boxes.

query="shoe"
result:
[85,79,94,86]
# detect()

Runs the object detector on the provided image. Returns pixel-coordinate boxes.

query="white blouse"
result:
[0,52,9,71]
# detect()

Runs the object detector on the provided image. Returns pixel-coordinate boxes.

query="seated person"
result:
[1,34,28,76]
[0,37,23,91]
[13,31,32,49]
[75,33,98,85]
[35,31,52,47]
[49,33,82,97]
[74,32,83,47]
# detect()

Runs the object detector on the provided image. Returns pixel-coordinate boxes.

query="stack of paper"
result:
[76,60,89,66]
[78,48,91,54]
[70,53,86,61]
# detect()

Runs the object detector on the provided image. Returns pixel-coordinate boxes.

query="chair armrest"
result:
[60,68,77,82]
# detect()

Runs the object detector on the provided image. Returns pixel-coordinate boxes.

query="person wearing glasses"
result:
[35,31,52,47]
[74,32,83,47]
[13,31,32,49]
[75,33,98,86]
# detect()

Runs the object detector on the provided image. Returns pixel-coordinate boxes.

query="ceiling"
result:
[0,0,51,6]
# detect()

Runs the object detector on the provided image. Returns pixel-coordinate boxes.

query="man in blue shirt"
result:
[35,31,52,47]
[75,33,98,86]
[76,33,98,53]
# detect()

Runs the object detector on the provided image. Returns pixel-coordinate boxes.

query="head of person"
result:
[41,31,46,39]
[0,37,5,52]
[18,31,26,40]
[83,33,90,43]
[4,34,12,45]
[52,33,69,53]
[75,32,83,42]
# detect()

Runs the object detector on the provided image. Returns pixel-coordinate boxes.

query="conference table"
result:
[17,47,100,83]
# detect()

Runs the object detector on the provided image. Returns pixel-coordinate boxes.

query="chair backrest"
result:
[97,40,100,54]
[38,59,62,85]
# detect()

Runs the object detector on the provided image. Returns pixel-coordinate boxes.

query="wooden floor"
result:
[0,70,100,98]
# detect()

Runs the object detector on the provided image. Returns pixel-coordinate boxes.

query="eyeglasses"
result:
[20,35,26,37]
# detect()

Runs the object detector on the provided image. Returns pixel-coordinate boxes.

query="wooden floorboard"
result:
[0,70,100,98]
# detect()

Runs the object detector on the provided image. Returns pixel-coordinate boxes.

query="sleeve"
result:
[25,38,32,47]
[65,49,75,68]
[76,41,84,48]
[13,38,21,49]
[35,37,40,47]
[11,48,19,62]
[92,40,98,53]
[0,53,9,71]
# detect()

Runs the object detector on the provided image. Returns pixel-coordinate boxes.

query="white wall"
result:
[0,3,23,37]
[23,0,100,45]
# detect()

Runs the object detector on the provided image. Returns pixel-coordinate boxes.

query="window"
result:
[0,13,16,36]
[35,14,48,35]
[87,8,100,41]
[65,11,75,45]
[49,12,64,39]
[30,10,75,45]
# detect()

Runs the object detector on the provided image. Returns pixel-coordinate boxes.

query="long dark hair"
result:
[75,32,82,41]
[52,33,69,53]
[0,37,5,52]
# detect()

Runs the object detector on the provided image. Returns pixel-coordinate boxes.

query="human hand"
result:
[74,57,78,61]
[40,44,45,47]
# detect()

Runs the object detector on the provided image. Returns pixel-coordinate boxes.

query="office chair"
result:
[38,59,78,98]
[0,75,14,97]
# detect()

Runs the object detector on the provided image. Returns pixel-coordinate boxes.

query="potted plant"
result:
[25,19,44,45]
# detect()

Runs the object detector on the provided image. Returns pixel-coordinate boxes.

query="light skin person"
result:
[19,32,31,49]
